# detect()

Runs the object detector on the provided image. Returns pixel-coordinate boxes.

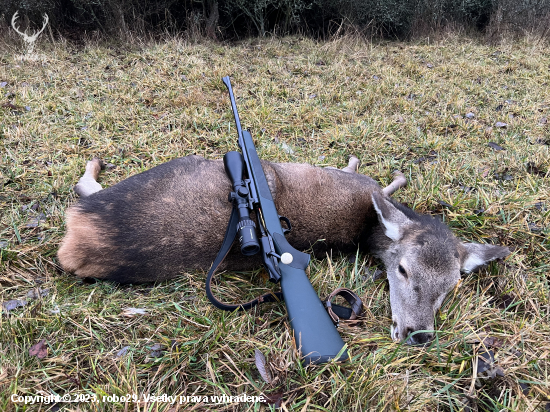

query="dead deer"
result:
[58,155,509,344]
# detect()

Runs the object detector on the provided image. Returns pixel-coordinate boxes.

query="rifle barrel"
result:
[222,76,244,146]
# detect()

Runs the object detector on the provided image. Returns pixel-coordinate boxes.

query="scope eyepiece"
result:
[237,219,260,256]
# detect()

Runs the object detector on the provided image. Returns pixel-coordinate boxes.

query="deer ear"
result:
[371,191,412,241]
[460,242,510,273]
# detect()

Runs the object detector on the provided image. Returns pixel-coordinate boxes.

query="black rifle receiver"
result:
[222,76,348,365]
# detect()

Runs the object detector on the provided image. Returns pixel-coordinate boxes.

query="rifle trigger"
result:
[278,215,292,234]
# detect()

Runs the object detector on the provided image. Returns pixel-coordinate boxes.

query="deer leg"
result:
[325,155,361,173]
[74,158,104,198]
[382,171,407,196]
[341,155,360,174]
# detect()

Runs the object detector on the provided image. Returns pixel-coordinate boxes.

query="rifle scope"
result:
[223,151,260,256]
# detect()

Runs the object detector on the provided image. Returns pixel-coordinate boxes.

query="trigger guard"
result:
[278,215,292,234]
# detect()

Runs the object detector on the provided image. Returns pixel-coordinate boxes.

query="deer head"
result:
[11,11,49,55]
[370,191,510,345]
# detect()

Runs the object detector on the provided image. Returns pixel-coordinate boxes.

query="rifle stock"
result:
[280,257,349,364]
[222,76,348,364]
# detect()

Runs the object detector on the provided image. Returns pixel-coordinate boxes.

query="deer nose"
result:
[405,328,433,345]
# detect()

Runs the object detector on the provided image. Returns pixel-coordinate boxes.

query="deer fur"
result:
[58,155,509,344]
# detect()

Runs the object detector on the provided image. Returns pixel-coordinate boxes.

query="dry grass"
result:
[0,34,549,411]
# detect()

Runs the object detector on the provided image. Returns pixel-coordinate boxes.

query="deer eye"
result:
[398,264,408,278]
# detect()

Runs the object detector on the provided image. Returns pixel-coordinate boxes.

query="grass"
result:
[0,33,549,411]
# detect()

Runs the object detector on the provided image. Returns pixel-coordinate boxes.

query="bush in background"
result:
[486,0,550,40]
[0,0,549,40]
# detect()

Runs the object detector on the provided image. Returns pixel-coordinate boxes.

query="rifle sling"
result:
[324,287,364,325]
[205,206,363,323]
[205,207,282,312]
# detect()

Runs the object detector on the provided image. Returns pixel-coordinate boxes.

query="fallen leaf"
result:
[480,167,491,178]
[413,152,436,164]
[465,112,475,119]
[460,396,476,412]
[47,403,62,412]
[518,381,530,395]
[26,288,49,300]
[0,82,7,88]
[539,117,548,125]
[495,104,503,111]
[495,122,507,128]
[30,301,42,317]
[477,350,494,374]
[488,142,505,151]
[526,162,545,176]
[29,340,48,359]
[493,171,513,181]
[427,63,434,68]
[481,337,503,348]
[116,346,131,358]
[121,307,147,317]
[25,213,47,228]
[1,102,23,110]
[263,391,284,408]
[464,332,490,344]
[255,349,272,384]
[2,299,27,312]
[363,267,383,281]
[476,349,504,378]
[149,343,165,358]
[497,293,515,309]
[280,142,294,154]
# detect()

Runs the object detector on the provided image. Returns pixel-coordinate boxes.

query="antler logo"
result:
[11,11,49,58]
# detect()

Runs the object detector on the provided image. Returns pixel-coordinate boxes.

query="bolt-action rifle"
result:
[205,76,348,365]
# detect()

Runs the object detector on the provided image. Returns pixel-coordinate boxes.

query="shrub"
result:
[0,0,549,39]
